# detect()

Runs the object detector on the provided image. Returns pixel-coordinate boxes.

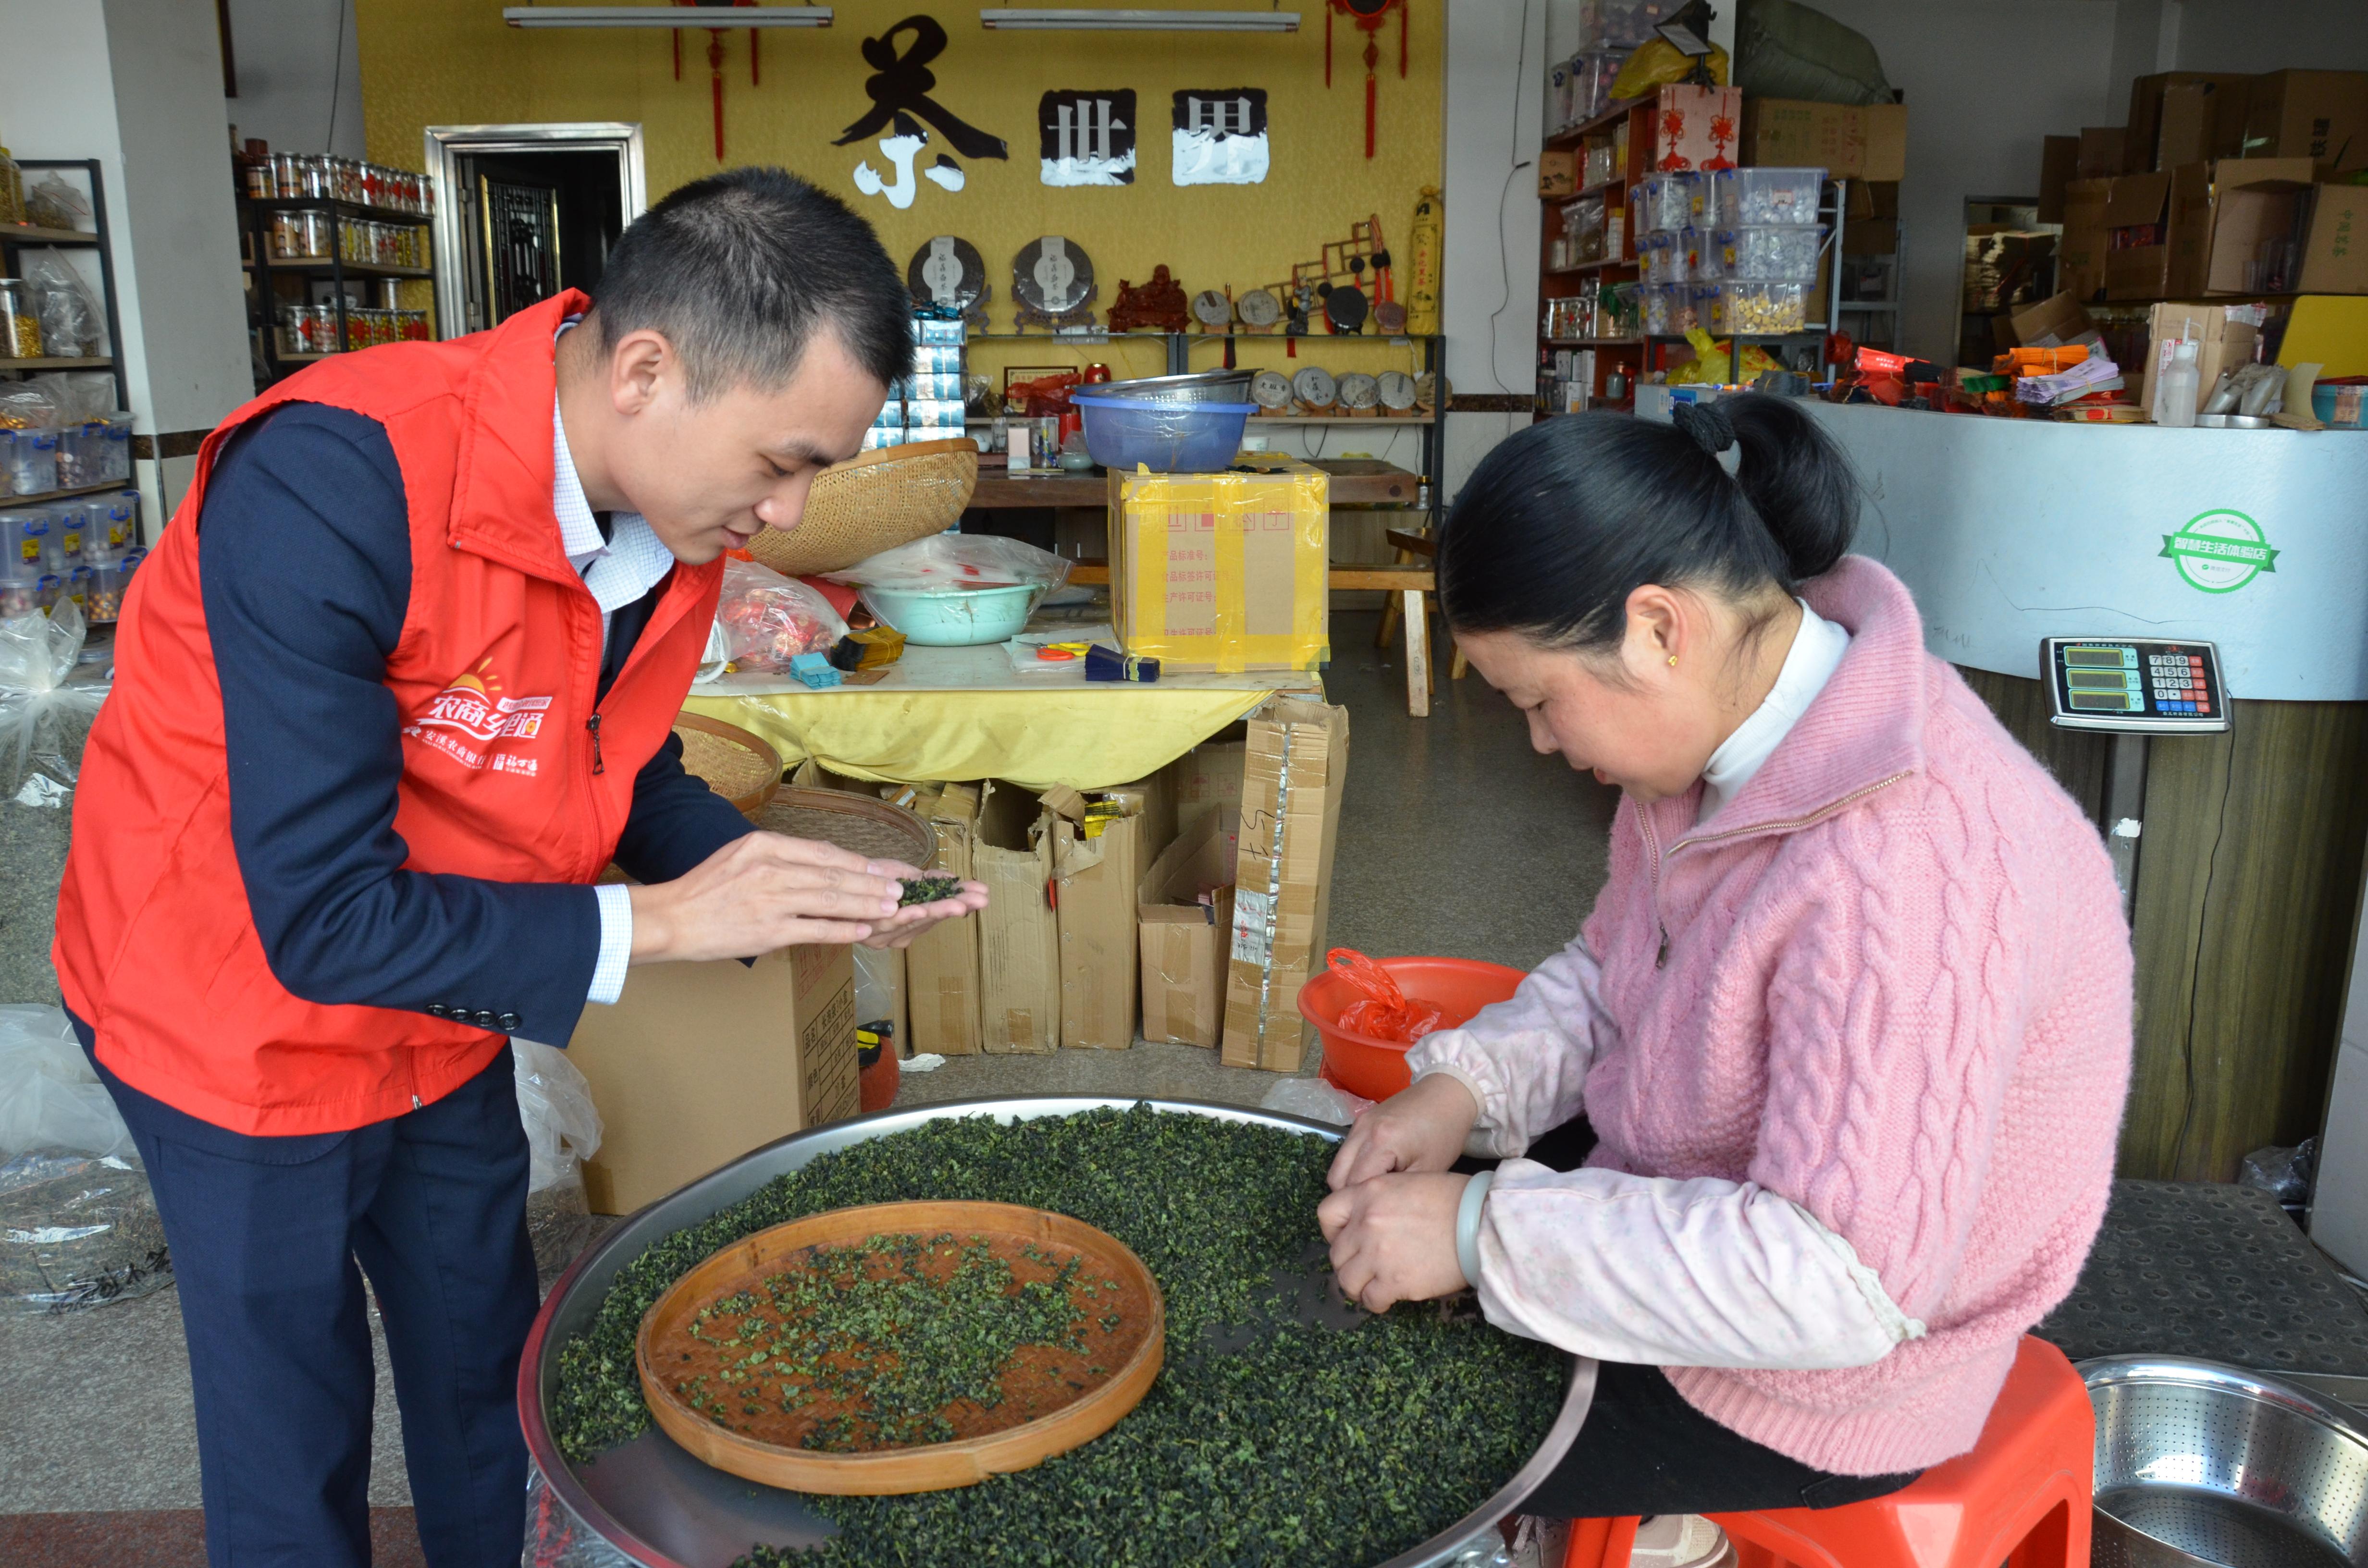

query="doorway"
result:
[422,123,647,340]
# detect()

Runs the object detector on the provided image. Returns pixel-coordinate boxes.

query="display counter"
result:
[1806,403,2368,1181]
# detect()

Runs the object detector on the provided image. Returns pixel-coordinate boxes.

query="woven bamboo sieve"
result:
[671,715,784,819]
[743,438,980,578]
[755,786,936,870]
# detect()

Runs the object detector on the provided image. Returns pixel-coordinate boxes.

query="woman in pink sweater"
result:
[1317,396,2132,1540]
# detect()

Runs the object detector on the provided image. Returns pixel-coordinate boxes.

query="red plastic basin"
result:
[1297,956,1527,1102]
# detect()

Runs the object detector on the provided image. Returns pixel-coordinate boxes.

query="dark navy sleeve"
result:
[199,403,602,1044]
[611,729,757,886]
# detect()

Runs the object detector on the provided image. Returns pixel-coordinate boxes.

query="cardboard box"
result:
[1221,698,1349,1073]
[2302,182,2368,294]
[1651,84,1745,174]
[2241,70,2368,174]
[2186,157,2319,294]
[2039,135,2079,224]
[903,783,982,1055]
[2078,127,2127,180]
[1107,457,1329,674]
[2104,164,2209,301]
[1740,98,1907,182]
[2139,302,2260,421]
[1539,149,1577,198]
[2060,178,2113,301]
[2008,291,2097,349]
[2126,73,2253,170]
[570,943,857,1214]
[1167,739,1245,850]
[973,782,1059,1054]
[1050,776,1172,1051]
[1137,811,1236,1049]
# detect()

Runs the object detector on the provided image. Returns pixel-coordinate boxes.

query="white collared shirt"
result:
[554,396,678,1007]
[1696,599,1852,825]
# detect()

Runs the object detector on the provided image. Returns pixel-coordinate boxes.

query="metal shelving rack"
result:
[240,192,441,386]
[3,159,139,528]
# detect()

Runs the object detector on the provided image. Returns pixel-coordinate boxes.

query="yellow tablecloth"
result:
[684,686,1272,791]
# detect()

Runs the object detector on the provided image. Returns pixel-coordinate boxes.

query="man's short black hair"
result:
[589,166,912,399]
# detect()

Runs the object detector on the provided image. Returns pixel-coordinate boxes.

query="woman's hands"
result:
[628,833,987,962]
[1325,1072,1481,1189]
[1318,1172,1471,1311]
[1319,1073,1486,1312]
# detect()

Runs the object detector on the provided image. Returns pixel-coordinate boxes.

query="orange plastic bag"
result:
[1325,949,1444,1043]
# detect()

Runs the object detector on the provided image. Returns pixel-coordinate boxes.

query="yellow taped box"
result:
[1222,698,1351,1072]
[1107,457,1330,674]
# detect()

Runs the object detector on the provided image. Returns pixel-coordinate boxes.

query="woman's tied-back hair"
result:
[1438,393,1860,652]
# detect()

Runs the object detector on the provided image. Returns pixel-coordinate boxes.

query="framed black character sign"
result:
[1172,88,1269,185]
[1039,89,1136,186]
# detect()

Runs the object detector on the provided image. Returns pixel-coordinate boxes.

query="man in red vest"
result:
[53,167,984,1568]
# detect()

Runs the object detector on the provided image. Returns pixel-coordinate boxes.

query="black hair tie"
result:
[1672,399,1736,456]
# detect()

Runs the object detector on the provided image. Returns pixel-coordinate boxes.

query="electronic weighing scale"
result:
[2043,637,2230,919]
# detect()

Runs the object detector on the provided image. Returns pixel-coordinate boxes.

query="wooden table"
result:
[969,458,1423,509]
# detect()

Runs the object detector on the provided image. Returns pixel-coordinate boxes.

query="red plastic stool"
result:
[1562,1336,2093,1568]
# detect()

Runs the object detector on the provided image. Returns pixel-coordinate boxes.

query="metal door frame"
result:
[422,122,646,341]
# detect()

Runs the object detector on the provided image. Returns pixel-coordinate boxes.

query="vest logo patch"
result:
[406,660,552,776]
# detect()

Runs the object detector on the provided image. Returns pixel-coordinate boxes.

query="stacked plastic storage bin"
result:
[876,309,966,450]
[1701,167,1827,337]
[1632,172,1702,338]
[0,412,132,499]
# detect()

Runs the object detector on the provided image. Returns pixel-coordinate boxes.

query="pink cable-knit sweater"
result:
[1426,557,2133,1476]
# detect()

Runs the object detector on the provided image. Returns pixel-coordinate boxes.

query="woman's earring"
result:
[1666,654,1678,667]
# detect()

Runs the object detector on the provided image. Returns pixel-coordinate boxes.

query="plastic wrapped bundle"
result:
[515,1039,603,1286]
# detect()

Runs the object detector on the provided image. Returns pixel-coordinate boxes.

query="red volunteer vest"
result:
[53,292,721,1135]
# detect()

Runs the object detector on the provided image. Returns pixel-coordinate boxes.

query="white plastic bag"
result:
[1,599,107,1008]
[2,595,107,794]
[1259,1075,1375,1127]
[514,1039,602,1283]
[822,532,1073,594]
[714,557,847,673]
[25,254,102,360]
[0,1003,172,1312]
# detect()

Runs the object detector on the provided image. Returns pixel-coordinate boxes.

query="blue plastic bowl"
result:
[1072,393,1257,473]
[860,582,1043,646]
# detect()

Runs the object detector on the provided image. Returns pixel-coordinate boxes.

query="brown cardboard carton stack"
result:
[2242,71,2368,174]
[2125,74,2253,171]
[972,782,1059,1054]
[904,783,982,1056]
[1222,698,1351,1072]
[1138,812,1237,1049]
[1740,99,1906,182]
[1049,776,1174,1050]
[569,942,858,1214]
[1168,738,1246,850]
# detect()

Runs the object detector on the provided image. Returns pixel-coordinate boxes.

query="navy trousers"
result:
[78,1024,538,1568]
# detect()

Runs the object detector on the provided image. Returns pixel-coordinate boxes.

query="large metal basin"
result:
[2084,1355,2368,1567]
[521,1096,1594,1568]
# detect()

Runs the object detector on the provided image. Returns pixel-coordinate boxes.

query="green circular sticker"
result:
[2161,509,2279,594]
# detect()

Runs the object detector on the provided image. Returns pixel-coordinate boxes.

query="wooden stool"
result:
[1562,1338,2094,1568]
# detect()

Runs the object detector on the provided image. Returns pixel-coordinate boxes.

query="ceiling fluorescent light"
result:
[503,6,833,28]
[981,9,1300,31]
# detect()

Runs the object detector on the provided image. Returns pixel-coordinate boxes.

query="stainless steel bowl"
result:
[521,1096,1596,1568]
[2084,1355,2368,1567]
[1087,369,1256,406]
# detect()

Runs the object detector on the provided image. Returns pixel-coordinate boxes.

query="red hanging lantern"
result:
[673,0,761,163]
[1327,0,1408,159]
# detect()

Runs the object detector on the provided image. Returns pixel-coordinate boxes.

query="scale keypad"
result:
[2146,653,2212,715]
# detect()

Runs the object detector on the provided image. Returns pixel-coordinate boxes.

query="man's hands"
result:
[1325,1072,1481,1190]
[627,833,986,963]
[1318,1073,1485,1313]
[1317,1172,1471,1312]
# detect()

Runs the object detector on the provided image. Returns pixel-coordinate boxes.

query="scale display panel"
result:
[2044,637,2229,734]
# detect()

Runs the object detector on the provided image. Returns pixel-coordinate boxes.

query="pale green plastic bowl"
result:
[859,582,1043,646]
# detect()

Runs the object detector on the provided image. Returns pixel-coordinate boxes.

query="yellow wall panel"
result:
[357,0,1441,369]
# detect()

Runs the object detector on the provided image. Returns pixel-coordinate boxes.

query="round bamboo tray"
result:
[755,785,936,870]
[744,437,979,578]
[636,1200,1164,1495]
[671,714,782,819]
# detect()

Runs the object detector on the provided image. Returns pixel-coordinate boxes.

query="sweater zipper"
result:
[1639,771,1913,970]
